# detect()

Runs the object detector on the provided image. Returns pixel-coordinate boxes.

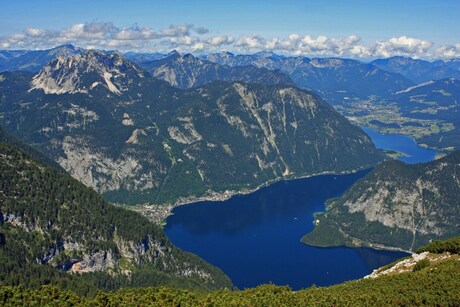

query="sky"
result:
[1,0,459,59]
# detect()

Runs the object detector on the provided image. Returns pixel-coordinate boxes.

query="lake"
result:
[164,171,408,290]
[164,129,430,290]
[362,127,437,164]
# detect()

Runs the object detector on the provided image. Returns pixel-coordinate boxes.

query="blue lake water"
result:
[164,171,407,290]
[362,127,437,164]
[164,129,432,290]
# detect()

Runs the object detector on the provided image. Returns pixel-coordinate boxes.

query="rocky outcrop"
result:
[30,50,146,95]
[1,50,383,205]
[205,51,413,100]
[0,141,232,289]
[141,51,294,89]
[303,151,460,251]
[365,251,459,279]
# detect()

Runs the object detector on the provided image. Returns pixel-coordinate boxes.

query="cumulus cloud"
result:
[0,22,206,51]
[115,26,157,41]
[372,36,433,58]
[191,42,205,52]
[349,45,372,58]
[206,35,234,46]
[433,43,460,58]
[63,22,116,40]
[167,35,200,47]
[24,28,47,37]
[160,24,192,37]
[234,34,265,49]
[0,22,456,59]
[245,34,363,56]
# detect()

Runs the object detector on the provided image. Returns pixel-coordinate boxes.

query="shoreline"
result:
[133,165,374,225]
[302,222,413,254]
[303,241,412,254]
[360,125,453,154]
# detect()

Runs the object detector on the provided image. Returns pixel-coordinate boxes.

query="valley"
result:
[0,50,384,208]
[0,40,459,304]
[335,96,455,146]
[164,169,409,290]
[163,122,446,289]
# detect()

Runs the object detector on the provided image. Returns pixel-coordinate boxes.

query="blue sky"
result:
[1,0,459,58]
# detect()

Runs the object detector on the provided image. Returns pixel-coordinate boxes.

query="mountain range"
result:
[136,50,294,89]
[1,44,460,302]
[204,52,415,102]
[371,56,460,84]
[0,44,83,72]
[0,49,383,205]
[0,129,232,293]
[394,78,460,149]
[3,45,459,101]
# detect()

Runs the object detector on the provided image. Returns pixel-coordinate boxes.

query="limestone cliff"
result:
[0,50,383,205]
[303,151,460,251]
[0,140,232,290]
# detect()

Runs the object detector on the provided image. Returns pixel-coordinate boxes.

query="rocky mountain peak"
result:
[254,51,276,58]
[30,50,147,95]
[309,58,346,68]
[48,44,83,57]
[166,50,181,58]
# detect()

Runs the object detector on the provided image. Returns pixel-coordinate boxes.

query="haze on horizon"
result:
[1,0,459,59]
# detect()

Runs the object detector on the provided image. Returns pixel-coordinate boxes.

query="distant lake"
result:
[362,127,437,164]
[164,170,408,290]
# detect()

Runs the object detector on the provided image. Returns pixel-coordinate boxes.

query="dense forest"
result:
[1,118,458,305]
[1,237,459,306]
[0,126,64,172]
[0,52,384,206]
[303,151,460,251]
[0,139,232,295]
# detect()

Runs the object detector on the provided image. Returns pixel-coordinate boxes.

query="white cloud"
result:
[372,36,433,58]
[0,22,208,51]
[24,28,47,37]
[301,35,329,52]
[206,35,234,46]
[62,22,116,40]
[192,42,205,52]
[234,34,264,49]
[350,45,372,58]
[115,26,157,40]
[160,24,192,37]
[0,22,457,59]
[257,34,363,56]
[167,35,199,47]
[434,44,460,58]
[265,38,280,50]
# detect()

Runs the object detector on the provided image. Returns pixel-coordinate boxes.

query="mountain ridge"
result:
[1,237,459,305]
[0,49,384,206]
[136,51,295,89]
[0,137,232,293]
[371,56,460,83]
[302,151,460,252]
[0,44,83,72]
[205,52,414,102]
[30,49,147,95]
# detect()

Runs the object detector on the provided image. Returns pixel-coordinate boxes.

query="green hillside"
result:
[0,140,232,296]
[1,237,459,306]
[303,151,460,251]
